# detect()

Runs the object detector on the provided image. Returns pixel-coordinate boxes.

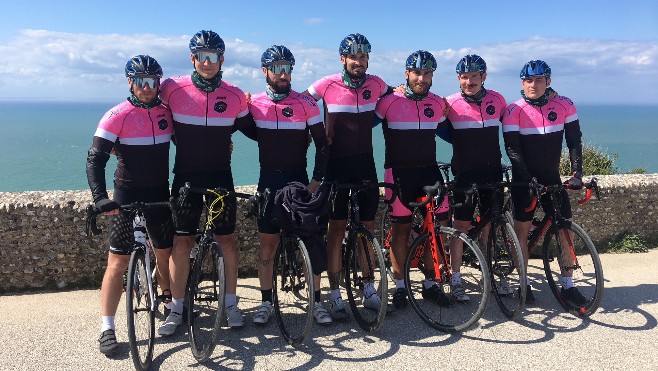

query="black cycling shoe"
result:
[98,329,118,355]
[561,287,589,307]
[422,284,451,307]
[522,285,536,304]
[392,288,408,309]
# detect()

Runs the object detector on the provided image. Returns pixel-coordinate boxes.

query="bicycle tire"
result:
[543,221,604,317]
[489,221,526,319]
[126,249,155,371]
[405,227,490,333]
[188,241,225,362]
[378,211,396,283]
[344,225,388,332]
[272,235,314,346]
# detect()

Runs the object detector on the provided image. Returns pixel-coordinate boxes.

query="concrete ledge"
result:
[1,175,657,292]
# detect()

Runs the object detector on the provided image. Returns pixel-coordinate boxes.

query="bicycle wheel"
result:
[489,221,526,319]
[378,211,395,283]
[272,235,314,346]
[344,225,388,332]
[405,227,490,333]
[543,222,604,317]
[126,249,155,371]
[187,241,225,362]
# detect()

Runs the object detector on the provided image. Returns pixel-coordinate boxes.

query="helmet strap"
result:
[192,70,223,92]
[341,67,366,89]
[461,87,487,105]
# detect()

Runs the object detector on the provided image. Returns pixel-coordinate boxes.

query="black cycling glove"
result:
[95,198,119,213]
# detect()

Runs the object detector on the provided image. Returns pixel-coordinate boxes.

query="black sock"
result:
[315,290,321,303]
[261,289,273,303]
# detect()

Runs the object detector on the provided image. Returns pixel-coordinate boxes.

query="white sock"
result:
[330,289,341,302]
[363,282,375,297]
[171,297,184,315]
[101,316,115,332]
[451,272,461,286]
[562,277,574,289]
[225,293,237,308]
[423,279,435,289]
[395,279,405,289]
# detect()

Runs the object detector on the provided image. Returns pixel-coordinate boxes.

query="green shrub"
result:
[560,143,619,176]
[603,234,649,254]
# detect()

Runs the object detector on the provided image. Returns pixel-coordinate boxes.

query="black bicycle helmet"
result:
[339,33,371,56]
[456,54,487,74]
[406,50,437,71]
[189,30,225,54]
[124,55,163,78]
[261,45,295,67]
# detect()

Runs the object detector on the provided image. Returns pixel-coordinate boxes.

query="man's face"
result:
[458,71,486,96]
[128,78,158,104]
[263,63,292,94]
[341,51,369,78]
[522,76,550,99]
[405,69,433,95]
[191,51,223,80]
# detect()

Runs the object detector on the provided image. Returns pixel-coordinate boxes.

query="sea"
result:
[0,101,656,192]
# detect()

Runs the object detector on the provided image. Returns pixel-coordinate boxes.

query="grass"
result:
[598,233,658,254]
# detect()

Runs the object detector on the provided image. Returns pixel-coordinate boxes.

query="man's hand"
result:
[95,198,120,215]
[566,174,583,190]
[245,92,252,104]
[393,84,405,94]
[307,179,321,194]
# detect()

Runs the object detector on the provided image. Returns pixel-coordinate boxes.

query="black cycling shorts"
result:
[384,165,442,224]
[172,171,237,236]
[511,185,572,222]
[453,165,502,222]
[325,153,379,221]
[257,169,309,234]
[108,185,174,255]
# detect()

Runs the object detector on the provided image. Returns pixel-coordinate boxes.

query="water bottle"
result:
[133,215,147,245]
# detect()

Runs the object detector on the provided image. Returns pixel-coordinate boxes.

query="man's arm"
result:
[86,137,119,212]
[234,112,258,141]
[565,119,584,187]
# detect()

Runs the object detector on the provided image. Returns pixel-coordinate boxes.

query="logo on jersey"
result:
[548,111,558,122]
[158,119,168,130]
[282,107,294,118]
[486,105,496,115]
[214,101,227,113]
[424,108,435,118]
[362,90,372,100]
[300,94,317,107]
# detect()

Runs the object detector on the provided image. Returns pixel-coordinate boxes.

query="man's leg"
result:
[327,218,349,319]
[215,233,245,327]
[99,252,130,354]
[253,232,279,324]
[390,222,412,308]
[158,235,193,336]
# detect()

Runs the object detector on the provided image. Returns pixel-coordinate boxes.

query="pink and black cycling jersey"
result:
[445,90,507,175]
[502,95,581,183]
[160,75,250,173]
[248,90,329,179]
[307,73,388,159]
[92,100,173,189]
[375,91,447,168]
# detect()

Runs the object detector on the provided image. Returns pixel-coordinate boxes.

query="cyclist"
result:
[245,45,332,325]
[304,33,392,320]
[375,50,451,309]
[158,30,256,334]
[86,55,174,355]
[443,55,509,301]
[502,60,586,305]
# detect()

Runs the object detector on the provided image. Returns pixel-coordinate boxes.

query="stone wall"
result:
[1,174,657,292]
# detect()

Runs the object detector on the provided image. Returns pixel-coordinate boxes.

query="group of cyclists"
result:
[87,29,587,356]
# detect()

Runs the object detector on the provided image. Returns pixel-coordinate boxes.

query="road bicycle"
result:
[176,183,252,362]
[524,178,603,317]
[86,200,173,370]
[251,188,315,347]
[404,182,490,333]
[331,181,397,332]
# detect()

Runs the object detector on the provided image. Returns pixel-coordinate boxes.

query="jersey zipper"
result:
[148,109,156,145]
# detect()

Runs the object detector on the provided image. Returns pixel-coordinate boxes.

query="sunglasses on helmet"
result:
[347,43,370,55]
[193,51,222,64]
[131,77,160,89]
[266,64,293,75]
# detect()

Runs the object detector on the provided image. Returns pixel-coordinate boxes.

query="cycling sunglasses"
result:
[347,43,371,55]
[266,64,293,75]
[193,51,222,64]
[131,77,160,89]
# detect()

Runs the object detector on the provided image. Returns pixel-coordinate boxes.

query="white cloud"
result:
[303,18,324,26]
[0,31,656,104]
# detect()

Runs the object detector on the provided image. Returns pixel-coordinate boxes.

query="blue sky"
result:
[1,0,657,104]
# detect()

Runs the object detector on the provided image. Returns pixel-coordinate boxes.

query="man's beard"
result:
[407,78,432,95]
[266,75,291,94]
[344,63,366,80]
